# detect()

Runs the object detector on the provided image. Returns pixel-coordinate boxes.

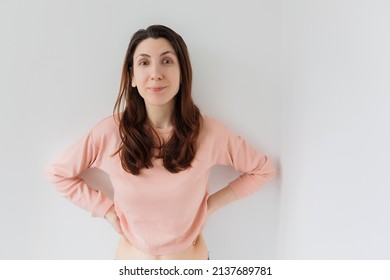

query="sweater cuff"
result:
[91,191,114,218]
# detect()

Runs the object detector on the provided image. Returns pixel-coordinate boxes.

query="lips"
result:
[147,86,168,93]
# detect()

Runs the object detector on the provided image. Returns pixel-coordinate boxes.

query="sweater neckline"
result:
[154,126,173,135]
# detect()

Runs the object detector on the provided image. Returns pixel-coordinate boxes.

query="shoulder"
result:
[198,114,234,146]
[201,114,231,136]
[90,115,120,144]
[93,115,119,131]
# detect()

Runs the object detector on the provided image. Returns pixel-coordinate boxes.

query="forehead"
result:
[134,38,176,57]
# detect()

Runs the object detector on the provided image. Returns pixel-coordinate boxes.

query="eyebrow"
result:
[135,50,176,59]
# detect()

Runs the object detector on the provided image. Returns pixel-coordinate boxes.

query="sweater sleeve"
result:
[214,120,277,199]
[44,125,114,218]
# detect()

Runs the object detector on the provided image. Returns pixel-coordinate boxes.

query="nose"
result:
[150,64,163,81]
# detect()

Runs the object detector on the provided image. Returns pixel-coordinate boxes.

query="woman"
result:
[45,25,276,260]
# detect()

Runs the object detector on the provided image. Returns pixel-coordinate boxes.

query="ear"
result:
[131,74,137,88]
[129,66,136,87]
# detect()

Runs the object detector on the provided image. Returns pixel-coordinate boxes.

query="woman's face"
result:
[132,38,181,112]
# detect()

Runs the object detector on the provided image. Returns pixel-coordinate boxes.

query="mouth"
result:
[147,86,168,93]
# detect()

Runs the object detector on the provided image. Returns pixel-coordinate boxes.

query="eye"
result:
[138,60,149,66]
[162,58,174,64]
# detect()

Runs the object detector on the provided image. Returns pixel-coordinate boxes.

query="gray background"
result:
[0,0,389,259]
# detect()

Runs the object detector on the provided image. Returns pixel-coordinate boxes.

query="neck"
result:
[145,103,174,129]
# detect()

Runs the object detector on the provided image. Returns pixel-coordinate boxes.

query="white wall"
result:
[279,0,390,259]
[3,0,388,261]
[0,0,280,259]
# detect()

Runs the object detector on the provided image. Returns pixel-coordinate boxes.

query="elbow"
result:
[262,156,277,181]
[44,163,63,184]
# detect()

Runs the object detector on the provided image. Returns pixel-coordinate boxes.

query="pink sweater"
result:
[45,115,276,255]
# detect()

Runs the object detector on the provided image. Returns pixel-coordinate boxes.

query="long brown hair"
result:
[113,25,202,175]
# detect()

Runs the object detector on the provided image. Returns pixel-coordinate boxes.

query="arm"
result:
[207,186,237,216]
[45,126,114,218]
[104,205,123,235]
[209,119,277,214]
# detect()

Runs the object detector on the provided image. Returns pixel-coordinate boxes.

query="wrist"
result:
[104,205,115,219]
[207,195,218,215]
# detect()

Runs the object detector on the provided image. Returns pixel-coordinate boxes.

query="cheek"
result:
[171,68,181,85]
[133,71,147,85]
